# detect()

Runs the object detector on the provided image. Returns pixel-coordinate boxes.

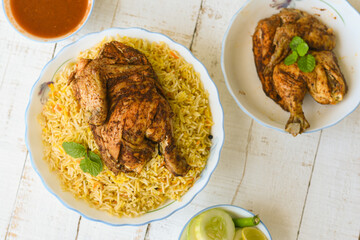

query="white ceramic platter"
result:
[25,28,224,226]
[222,0,360,133]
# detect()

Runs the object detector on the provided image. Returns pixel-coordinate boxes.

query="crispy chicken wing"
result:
[273,62,310,136]
[69,58,108,125]
[253,14,288,110]
[70,41,189,176]
[305,51,347,104]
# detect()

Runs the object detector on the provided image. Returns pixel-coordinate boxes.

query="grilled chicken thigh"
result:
[271,51,347,136]
[70,41,189,176]
[273,62,310,136]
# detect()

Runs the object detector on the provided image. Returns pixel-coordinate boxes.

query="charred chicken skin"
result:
[70,41,189,176]
[273,62,309,136]
[253,9,347,136]
[305,51,347,105]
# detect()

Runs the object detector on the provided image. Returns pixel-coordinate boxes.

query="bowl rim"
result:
[221,0,360,135]
[2,0,95,43]
[24,27,225,226]
[178,204,272,240]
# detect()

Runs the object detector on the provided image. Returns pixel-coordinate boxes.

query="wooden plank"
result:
[6,156,79,240]
[111,0,202,45]
[0,11,55,238]
[77,218,147,240]
[348,0,360,12]
[297,111,360,239]
[232,124,320,240]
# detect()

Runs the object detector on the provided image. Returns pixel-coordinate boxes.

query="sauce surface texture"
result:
[10,0,89,38]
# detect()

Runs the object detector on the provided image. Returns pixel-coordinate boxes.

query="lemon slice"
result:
[241,227,268,240]
[233,228,243,240]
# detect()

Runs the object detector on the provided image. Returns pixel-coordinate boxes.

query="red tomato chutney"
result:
[10,0,89,38]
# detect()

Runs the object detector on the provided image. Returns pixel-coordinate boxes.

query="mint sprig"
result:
[62,142,103,176]
[284,36,316,73]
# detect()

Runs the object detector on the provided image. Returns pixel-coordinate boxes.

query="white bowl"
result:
[25,28,224,226]
[221,0,360,134]
[2,0,94,42]
[179,204,272,240]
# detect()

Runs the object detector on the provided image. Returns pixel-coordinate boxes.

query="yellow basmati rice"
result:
[39,36,213,217]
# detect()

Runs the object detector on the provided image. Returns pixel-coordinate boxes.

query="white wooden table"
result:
[1,0,359,239]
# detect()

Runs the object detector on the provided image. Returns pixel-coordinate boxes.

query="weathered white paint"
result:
[298,109,360,240]
[0,0,359,240]
[0,8,55,239]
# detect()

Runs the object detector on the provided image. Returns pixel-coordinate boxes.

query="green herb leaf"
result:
[298,54,316,73]
[284,51,298,66]
[80,152,103,177]
[88,151,103,172]
[297,42,309,57]
[62,142,86,158]
[289,36,304,52]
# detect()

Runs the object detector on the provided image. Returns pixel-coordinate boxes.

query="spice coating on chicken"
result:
[70,41,189,176]
[253,14,288,110]
[69,58,108,125]
[305,51,347,104]
[273,63,310,136]
[265,8,336,73]
[253,8,346,136]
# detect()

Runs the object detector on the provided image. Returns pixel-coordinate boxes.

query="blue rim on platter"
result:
[25,27,225,226]
[221,0,360,135]
[178,204,272,240]
[2,0,95,43]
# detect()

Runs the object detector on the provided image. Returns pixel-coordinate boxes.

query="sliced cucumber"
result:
[187,216,199,240]
[191,208,235,240]
[233,229,243,240]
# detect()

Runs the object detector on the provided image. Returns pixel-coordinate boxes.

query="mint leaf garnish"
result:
[62,142,86,158]
[88,151,103,173]
[80,153,102,177]
[63,141,103,176]
[289,36,304,52]
[284,51,298,66]
[284,36,315,73]
[298,54,316,73]
[297,42,309,57]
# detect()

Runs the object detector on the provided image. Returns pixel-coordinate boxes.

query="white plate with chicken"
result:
[25,28,224,225]
[222,0,360,136]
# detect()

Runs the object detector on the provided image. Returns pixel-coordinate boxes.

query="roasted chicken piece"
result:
[273,62,310,136]
[70,41,189,176]
[305,51,347,104]
[253,14,288,110]
[266,8,336,74]
[69,58,108,125]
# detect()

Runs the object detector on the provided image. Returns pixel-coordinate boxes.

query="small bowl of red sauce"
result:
[2,0,94,42]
